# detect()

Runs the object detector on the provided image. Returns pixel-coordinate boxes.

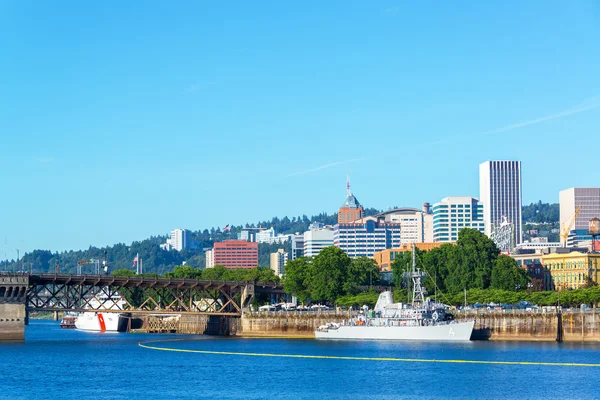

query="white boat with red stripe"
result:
[75,295,126,332]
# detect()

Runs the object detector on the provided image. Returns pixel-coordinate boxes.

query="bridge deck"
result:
[28,274,283,293]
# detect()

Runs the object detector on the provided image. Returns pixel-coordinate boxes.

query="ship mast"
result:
[405,243,427,304]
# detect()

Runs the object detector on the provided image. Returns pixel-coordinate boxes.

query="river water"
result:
[1,321,599,399]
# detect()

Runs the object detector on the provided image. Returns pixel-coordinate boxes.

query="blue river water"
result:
[1,321,600,400]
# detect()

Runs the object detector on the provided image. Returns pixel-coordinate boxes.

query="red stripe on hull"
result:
[98,314,106,331]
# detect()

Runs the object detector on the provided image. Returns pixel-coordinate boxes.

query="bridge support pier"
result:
[53,311,59,321]
[0,303,25,341]
[1,274,28,341]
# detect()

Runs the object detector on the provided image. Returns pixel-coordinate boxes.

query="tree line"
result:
[283,247,380,303]
[113,264,280,283]
[391,229,530,295]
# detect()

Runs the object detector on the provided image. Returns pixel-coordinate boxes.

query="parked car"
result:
[258,305,276,312]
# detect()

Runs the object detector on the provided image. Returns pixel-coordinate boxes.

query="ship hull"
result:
[75,312,122,332]
[315,320,475,341]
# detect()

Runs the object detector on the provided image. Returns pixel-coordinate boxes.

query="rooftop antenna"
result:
[346,173,351,197]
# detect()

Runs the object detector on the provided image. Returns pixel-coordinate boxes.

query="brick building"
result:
[209,240,258,269]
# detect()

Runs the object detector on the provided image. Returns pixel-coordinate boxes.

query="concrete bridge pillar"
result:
[0,304,26,340]
[0,274,29,341]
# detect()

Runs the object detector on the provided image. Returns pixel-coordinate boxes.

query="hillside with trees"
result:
[0,202,560,275]
[0,209,379,274]
[521,201,560,242]
[522,201,559,223]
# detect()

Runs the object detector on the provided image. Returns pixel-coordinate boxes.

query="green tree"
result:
[282,257,312,302]
[164,265,203,279]
[202,265,227,280]
[421,244,454,295]
[490,255,530,291]
[310,246,352,303]
[346,257,380,292]
[112,268,137,277]
[445,228,499,292]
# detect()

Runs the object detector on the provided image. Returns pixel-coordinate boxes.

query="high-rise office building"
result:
[290,233,304,260]
[210,240,258,269]
[479,160,522,245]
[377,204,434,244]
[160,228,191,251]
[303,227,334,257]
[338,177,364,224]
[432,197,485,242]
[205,249,214,268]
[334,217,401,258]
[270,249,288,277]
[559,188,600,247]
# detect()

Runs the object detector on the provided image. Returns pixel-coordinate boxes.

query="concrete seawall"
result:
[239,310,600,341]
[240,313,349,337]
[0,304,26,341]
[456,310,600,342]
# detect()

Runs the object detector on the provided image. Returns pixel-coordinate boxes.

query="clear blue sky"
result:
[1,1,599,257]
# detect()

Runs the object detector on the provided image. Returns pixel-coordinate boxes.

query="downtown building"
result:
[160,228,192,251]
[559,187,600,247]
[270,249,288,277]
[238,227,266,242]
[333,178,401,257]
[376,204,434,244]
[290,233,304,260]
[479,160,523,246]
[303,226,334,257]
[334,216,401,258]
[205,240,258,269]
[255,227,291,244]
[432,197,485,242]
[338,177,364,223]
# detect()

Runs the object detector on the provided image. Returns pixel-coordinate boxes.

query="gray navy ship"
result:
[315,245,475,341]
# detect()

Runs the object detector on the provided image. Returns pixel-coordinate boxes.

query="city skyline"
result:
[1,2,599,255]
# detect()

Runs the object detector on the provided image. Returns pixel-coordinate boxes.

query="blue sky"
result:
[1,1,599,257]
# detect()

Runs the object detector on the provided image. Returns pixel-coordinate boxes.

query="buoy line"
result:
[138,340,600,367]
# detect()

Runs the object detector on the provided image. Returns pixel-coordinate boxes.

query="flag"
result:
[132,255,138,267]
[222,224,230,232]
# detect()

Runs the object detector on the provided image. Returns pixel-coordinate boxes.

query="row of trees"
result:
[114,265,280,282]
[391,229,530,295]
[283,247,380,303]
[334,286,600,308]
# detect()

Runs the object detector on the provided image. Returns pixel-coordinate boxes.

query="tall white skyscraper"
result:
[479,160,522,245]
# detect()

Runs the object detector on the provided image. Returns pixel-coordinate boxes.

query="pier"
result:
[0,275,28,340]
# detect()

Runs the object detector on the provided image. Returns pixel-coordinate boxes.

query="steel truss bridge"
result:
[0,273,284,316]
